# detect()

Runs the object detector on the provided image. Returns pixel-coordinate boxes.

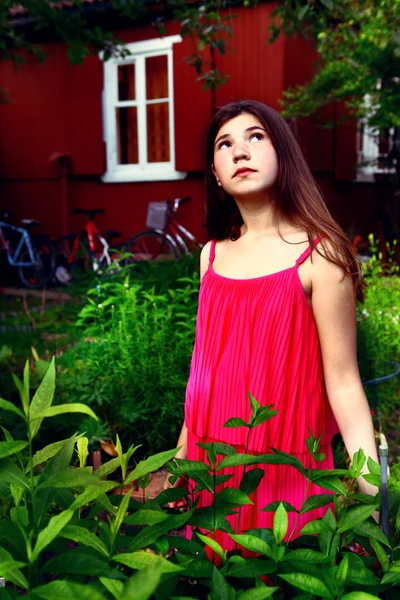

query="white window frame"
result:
[101,35,187,183]
[356,93,396,182]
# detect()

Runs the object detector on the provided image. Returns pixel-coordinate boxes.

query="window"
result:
[356,94,396,182]
[101,36,187,183]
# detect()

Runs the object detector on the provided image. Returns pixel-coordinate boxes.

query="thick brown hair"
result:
[205,100,365,301]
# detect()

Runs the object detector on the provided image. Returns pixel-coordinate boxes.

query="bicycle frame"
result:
[0,221,36,267]
[69,220,111,270]
[156,198,203,255]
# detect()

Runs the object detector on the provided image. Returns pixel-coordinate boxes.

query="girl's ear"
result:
[211,164,222,187]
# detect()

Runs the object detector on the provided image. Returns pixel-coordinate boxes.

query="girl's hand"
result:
[162,472,188,509]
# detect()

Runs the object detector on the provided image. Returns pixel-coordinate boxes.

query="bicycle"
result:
[0,213,56,289]
[54,209,122,284]
[123,196,204,261]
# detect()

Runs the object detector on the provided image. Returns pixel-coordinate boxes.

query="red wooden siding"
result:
[0,1,371,244]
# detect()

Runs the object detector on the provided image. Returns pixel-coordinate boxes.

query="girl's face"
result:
[212,113,278,199]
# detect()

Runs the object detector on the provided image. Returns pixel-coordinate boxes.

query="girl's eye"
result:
[218,140,231,150]
[250,132,264,142]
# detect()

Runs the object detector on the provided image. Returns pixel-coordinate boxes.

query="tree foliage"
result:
[270,0,400,134]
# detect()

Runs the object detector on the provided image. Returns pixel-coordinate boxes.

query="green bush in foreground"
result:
[0,359,399,599]
[55,269,199,455]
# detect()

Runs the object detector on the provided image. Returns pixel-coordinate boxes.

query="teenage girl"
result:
[165,100,378,548]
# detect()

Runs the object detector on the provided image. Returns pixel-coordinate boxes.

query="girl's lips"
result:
[234,168,256,178]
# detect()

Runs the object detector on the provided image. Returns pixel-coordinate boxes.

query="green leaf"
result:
[129,509,193,552]
[300,494,335,513]
[111,487,132,540]
[26,436,84,473]
[95,456,121,479]
[299,519,336,535]
[227,534,271,557]
[278,573,332,598]
[69,482,118,511]
[32,509,74,562]
[336,553,349,581]
[283,549,330,563]
[223,417,249,428]
[237,588,278,600]
[252,406,278,427]
[76,437,89,468]
[196,442,237,456]
[311,476,346,495]
[362,473,381,487]
[337,505,378,533]
[154,487,189,506]
[125,509,169,526]
[196,533,226,561]
[10,483,25,507]
[58,525,109,557]
[122,564,162,600]
[41,551,113,576]
[0,549,28,589]
[22,360,30,416]
[350,448,366,477]
[341,593,381,600]
[226,557,276,578]
[0,459,30,489]
[240,468,264,495]
[113,551,184,573]
[32,403,98,422]
[0,440,28,459]
[167,458,209,477]
[31,580,107,600]
[10,506,28,527]
[274,502,288,543]
[353,520,390,546]
[367,457,380,476]
[0,399,25,420]
[99,577,124,600]
[125,447,182,485]
[216,488,253,506]
[369,538,390,573]
[249,392,260,416]
[29,357,56,439]
[261,500,298,513]
[38,467,107,489]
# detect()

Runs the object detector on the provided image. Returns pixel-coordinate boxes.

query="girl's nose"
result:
[233,142,250,162]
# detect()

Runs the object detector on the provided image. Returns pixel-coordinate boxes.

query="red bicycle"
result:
[54,209,121,283]
[123,196,203,261]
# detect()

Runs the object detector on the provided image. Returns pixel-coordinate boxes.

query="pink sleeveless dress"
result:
[184,238,340,549]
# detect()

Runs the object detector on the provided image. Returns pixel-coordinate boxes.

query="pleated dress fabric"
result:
[184,239,340,550]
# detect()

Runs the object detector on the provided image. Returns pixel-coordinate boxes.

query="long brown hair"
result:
[205,100,365,301]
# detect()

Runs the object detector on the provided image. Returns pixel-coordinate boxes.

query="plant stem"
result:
[287,471,311,544]
[235,426,252,549]
[212,467,216,564]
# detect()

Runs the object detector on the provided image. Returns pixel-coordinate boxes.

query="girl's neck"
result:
[235,195,279,237]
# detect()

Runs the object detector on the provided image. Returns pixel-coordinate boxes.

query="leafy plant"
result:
[53,264,200,457]
[1,374,399,599]
[356,235,400,445]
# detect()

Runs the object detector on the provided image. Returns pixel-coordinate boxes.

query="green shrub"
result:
[0,366,399,599]
[356,236,400,446]
[54,264,199,457]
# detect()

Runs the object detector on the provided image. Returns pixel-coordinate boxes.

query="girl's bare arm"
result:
[310,245,379,497]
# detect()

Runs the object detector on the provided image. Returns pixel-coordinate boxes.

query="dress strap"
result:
[208,240,217,266]
[296,237,322,267]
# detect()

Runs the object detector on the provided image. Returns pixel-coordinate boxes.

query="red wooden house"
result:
[0,0,383,244]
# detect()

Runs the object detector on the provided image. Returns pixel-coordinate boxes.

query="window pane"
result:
[147,103,170,163]
[118,64,135,101]
[146,55,168,100]
[116,107,138,164]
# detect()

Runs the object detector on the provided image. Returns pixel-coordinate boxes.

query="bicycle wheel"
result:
[17,240,56,289]
[123,231,179,262]
[55,233,93,280]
